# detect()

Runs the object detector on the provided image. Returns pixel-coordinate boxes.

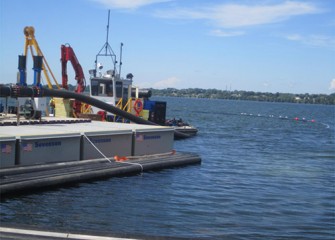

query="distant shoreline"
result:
[1,85,333,105]
[151,88,335,105]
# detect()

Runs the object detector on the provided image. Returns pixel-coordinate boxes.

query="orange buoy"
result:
[114,156,128,161]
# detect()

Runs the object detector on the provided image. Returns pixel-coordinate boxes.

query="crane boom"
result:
[60,44,87,116]
[61,44,86,92]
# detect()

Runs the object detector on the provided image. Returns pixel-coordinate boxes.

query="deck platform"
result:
[0,114,92,126]
[0,119,176,166]
[0,117,201,197]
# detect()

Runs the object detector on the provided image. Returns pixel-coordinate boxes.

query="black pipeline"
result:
[0,85,190,139]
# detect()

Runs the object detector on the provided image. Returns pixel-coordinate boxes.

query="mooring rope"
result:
[82,133,144,172]
[118,160,144,172]
[82,134,112,163]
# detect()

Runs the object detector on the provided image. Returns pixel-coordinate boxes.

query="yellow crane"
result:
[23,26,60,89]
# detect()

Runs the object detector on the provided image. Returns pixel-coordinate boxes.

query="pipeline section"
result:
[0,85,190,139]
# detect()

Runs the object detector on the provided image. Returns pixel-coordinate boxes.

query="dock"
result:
[0,152,201,197]
[0,118,201,197]
[0,120,179,166]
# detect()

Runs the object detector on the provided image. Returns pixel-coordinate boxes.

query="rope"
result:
[82,133,143,172]
[127,150,176,160]
[118,160,144,172]
[82,134,112,163]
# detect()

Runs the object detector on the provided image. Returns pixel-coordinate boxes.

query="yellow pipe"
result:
[116,98,123,109]
[123,98,132,113]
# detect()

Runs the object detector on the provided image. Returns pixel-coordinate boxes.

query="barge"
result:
[0,115,201,197]
[0,19,200,197]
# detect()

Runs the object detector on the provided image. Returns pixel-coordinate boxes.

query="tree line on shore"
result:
[54,84,335,105]
[150,88,335,105]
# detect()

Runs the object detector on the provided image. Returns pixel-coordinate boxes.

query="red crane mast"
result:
[61,44,86,116]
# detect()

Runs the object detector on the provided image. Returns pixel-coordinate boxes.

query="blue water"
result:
[1,98,334,239]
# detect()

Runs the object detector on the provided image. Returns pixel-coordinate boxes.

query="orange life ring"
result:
[133,99,143,116]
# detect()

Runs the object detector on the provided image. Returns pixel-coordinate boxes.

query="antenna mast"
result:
[105,10,110,55]
[119,42,123,78]
[95,10,117,76]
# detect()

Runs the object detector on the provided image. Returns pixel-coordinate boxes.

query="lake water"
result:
[1,97,334,239]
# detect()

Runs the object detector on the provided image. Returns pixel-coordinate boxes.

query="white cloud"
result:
[285,34,303,41]
[213,1,320,28]
[137,77,181,89]
[306,35,335,48]
[330,79,335,91]
[285,34,335,49]
[153,77,180,89]
[263,82,271,88]
[93,0,170,10]
[136,81,151,89]
[155,1,321,28]
[210,29,245,37]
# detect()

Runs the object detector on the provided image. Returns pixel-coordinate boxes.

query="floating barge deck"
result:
[0,151,200,196]
[0,117,201,196]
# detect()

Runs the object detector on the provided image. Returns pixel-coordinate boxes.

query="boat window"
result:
[91,79,113,97]
[106,83,113,96]
[91,80,99,96]
[123,87,129,98]
[99,84,105,95]
[115,81,123,98]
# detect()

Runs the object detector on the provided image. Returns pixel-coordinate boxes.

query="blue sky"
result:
[0,0,334,94]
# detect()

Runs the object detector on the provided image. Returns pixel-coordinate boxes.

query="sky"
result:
[0,0,334,94]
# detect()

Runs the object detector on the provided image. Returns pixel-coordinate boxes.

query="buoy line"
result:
[221,111,331,129]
